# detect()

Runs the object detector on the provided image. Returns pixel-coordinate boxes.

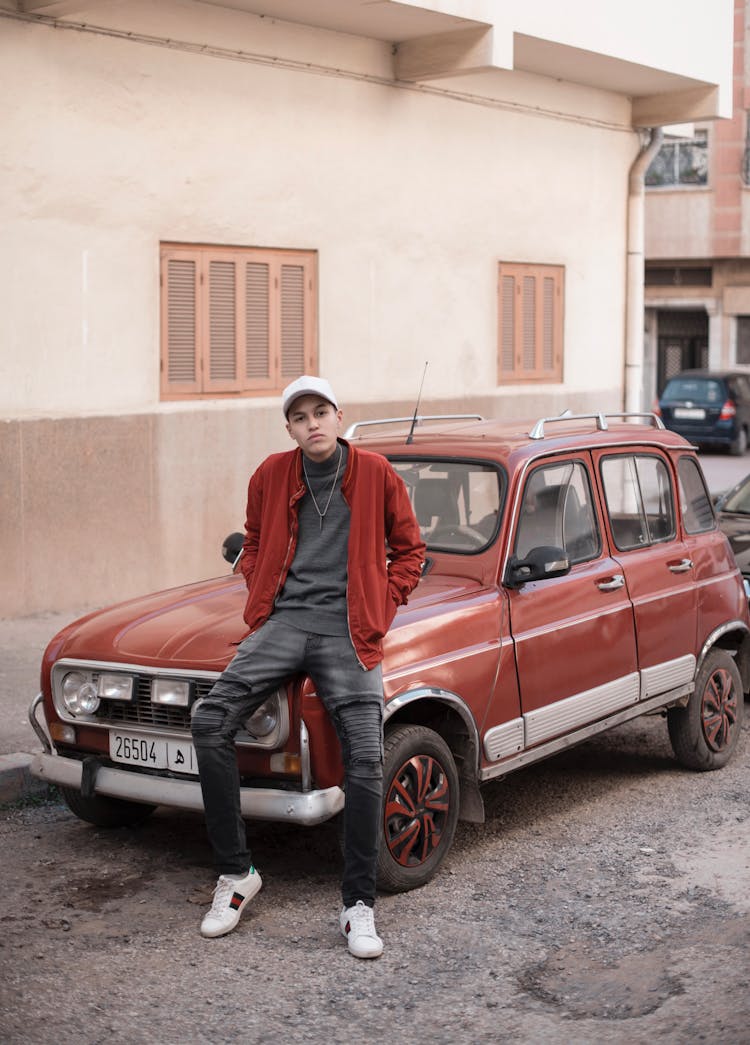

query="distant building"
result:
[645,0,749,403]
[1,0,734,614]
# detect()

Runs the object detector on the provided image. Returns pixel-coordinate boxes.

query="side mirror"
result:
[222,532,244,568]
[505,545,570,588]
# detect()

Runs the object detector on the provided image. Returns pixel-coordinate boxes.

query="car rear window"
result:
[661,378,725,405]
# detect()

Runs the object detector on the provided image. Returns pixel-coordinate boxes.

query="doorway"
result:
[656,310,708,394]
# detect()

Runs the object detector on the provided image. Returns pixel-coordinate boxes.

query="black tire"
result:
[730,426,748,456]
[667,649,744,771]
[60,786,156,828]
[377,724,460,893]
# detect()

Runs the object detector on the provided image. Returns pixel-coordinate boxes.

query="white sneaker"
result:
[200,866,262,938]
[339,900,383,959]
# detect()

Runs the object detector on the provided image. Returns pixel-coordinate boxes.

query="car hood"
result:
[46,571,484,672]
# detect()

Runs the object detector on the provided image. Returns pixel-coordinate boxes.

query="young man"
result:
[191,376,425,958]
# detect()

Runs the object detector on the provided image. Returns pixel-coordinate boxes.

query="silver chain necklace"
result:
[302,444,343,530]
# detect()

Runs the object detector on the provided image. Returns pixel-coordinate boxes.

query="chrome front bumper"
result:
[30,752,344,825]
[28,692,344,826]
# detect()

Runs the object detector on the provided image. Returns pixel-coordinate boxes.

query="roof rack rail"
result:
[529,411,665,440]
[344,414,483,439]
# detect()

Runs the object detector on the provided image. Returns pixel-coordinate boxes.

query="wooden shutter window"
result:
[207,259,239,389]
[280,264,305,379]
[160,244,317,399]
[246,262,270,382]
[497,262,564,384]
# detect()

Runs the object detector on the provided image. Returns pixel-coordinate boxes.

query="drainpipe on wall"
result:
[624,127,663,413]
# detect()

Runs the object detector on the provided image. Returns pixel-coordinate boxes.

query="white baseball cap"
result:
[282,375,339,417]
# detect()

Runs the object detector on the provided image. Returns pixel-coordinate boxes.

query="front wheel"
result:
[667,649,744,770]
[377,724,460,893]
[60,786,156,828]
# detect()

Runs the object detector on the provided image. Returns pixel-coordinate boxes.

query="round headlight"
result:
[62,672,100,716]
[243,698,278,738]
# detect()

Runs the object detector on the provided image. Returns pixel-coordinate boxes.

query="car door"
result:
[505,455,640,748]
[594,448,697,699]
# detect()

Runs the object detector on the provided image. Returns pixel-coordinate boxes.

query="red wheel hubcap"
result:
[701,667,738,752]
[384,754,450,867]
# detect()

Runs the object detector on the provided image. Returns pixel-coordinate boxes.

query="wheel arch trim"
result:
[384,686,480,775]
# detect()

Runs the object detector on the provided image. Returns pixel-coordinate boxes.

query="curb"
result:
[0,752,51,805]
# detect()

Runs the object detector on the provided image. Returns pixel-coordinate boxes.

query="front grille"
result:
[95,675,216,732]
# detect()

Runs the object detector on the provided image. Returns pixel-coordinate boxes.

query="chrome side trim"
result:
[30,753,344,826]
[524,672,640,747]
[384,686,481,774]
[640,654,695,699]
[28,692,53,754]
[480,683,693,782]
[483,718,524,762]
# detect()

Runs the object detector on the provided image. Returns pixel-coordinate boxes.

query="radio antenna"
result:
[406,362,429,444]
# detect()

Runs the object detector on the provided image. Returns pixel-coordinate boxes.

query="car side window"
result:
[600,454,676,550]
[677,457,716,533]
[514,460,600,564]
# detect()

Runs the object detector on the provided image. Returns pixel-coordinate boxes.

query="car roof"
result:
[664,369,736,380]
[345,412,693,465]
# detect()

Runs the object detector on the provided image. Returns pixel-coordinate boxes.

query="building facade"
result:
[645,0,750,405]
[1,0,733,615]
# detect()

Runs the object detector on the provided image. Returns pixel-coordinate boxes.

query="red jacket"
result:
[240,440,425,668]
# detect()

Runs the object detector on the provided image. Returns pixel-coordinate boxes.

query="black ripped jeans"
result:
[191,619,384,908]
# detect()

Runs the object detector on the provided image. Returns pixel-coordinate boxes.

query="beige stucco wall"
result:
[0,6,670,616]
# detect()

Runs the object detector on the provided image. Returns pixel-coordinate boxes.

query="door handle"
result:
[668,559,693,573]
[597,574,625,591]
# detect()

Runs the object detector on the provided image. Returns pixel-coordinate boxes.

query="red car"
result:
[29,412,749,891]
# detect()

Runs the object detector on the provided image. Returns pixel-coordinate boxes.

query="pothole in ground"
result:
[518,943,684,1020]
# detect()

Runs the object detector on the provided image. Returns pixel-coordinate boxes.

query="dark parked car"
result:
[716,471,750,598]
[656,369,750,455]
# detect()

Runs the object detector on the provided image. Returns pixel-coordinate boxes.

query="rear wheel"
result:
[667,649,744,770]
[377,724,460,893]
[60,786,156,828]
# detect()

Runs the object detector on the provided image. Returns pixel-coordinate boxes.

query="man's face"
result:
[286,395,343,462]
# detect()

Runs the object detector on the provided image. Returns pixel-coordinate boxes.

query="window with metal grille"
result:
[497,262,564,384]
[160,244,317,399]
[645,130,708,187]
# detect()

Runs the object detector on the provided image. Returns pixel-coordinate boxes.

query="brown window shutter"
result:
[499,274,515,374]
[245,261,271,384]
[498,262,564,384]
[205,258,240,391]
[161,250,201,396]
[280,263,306,379]
[160,243,317,400]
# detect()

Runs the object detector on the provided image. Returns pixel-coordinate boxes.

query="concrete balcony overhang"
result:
[16,0,731,125]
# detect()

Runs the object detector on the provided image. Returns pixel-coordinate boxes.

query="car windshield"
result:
[389,457,505,554]
[661,377,725,405]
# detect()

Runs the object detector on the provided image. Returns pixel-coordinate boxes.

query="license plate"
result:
[673,407,706,420]
[109,732,198,774]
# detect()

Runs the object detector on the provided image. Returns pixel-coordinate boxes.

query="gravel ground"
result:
[1,708,749,1044]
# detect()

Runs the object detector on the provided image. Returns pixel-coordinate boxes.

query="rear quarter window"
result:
[677,456,715,533]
